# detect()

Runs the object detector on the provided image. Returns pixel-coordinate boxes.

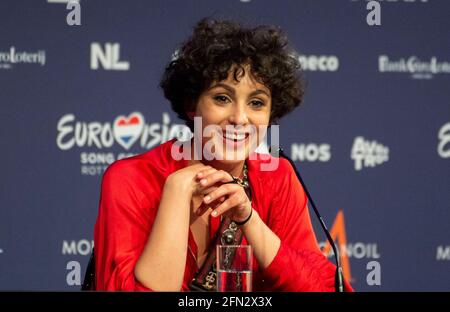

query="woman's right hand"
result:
[164,163,225,216]
[135,163,218,290]
[165,163,209,194]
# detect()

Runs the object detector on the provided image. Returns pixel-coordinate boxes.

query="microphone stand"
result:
[271,146,344,292]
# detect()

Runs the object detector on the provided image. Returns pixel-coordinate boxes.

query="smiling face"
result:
[190,64,272,164]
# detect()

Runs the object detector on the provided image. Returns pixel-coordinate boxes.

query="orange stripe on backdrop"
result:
[321,210,352,282]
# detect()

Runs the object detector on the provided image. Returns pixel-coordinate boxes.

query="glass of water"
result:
[216,245,253,292]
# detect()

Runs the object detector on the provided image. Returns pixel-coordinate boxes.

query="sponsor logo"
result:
[297,55,339,72]
[378,55,450,79]
[436,245,450,261]
[437,122,450,158]
[56,112,191,175]
[56,112,190,151]
[0,47,46,69]
[320,210,381,284]
[291,143,331,162]
[351,136,389,171]
[62,240,93,256]
[90,42,129,71]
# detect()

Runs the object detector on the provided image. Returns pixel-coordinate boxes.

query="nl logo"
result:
[90,42,130,71]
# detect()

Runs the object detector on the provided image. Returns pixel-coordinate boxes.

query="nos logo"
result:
[291,143,331,162]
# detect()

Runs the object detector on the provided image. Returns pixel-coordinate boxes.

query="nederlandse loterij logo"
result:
[378,55,450,79]
[0,46,46,69]
[90,42,130,71]
[351,136,389,171]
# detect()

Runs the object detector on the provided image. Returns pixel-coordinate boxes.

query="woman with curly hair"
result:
[93,18,353,292]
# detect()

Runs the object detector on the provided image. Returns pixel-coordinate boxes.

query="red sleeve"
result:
[94,159,157,291]
[257,159,354,292]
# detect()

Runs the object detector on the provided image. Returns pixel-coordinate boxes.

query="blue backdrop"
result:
[1,0,449,291]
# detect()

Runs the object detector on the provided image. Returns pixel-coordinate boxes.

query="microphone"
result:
[269,146,344,292]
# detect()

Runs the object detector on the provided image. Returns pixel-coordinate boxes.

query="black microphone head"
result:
[268,145,283,158]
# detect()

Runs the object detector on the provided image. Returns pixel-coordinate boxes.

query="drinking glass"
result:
[216,245,252,292]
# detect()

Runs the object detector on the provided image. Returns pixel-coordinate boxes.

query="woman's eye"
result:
[213,95,230,103]
[250,100,265,108]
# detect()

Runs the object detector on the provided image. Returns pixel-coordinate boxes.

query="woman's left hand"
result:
[196,168,252,223]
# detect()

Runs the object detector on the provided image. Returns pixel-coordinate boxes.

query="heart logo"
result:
[113,112,145,150]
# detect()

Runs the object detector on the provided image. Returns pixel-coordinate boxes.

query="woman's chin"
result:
[203,149,249,163]
[212,157,247,166]
[216,139,250,161]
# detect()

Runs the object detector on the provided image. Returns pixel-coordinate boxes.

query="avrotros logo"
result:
[351,136,389,171]
[56,112,191,176]
[320,210,381,284]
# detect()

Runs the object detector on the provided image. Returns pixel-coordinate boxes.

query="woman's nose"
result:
[228,104,249,126]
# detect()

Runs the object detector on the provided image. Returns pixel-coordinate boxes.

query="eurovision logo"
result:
[113,112,145,150]
[56,111,190,151]
[351,136,389,171]
[56,111,191,176]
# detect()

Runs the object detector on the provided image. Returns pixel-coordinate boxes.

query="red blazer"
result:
[94,139,353,291]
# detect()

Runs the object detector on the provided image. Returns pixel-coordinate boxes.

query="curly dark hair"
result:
[160,18,304,130]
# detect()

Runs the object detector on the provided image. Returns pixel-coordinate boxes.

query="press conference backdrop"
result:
[1,0,449,291]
